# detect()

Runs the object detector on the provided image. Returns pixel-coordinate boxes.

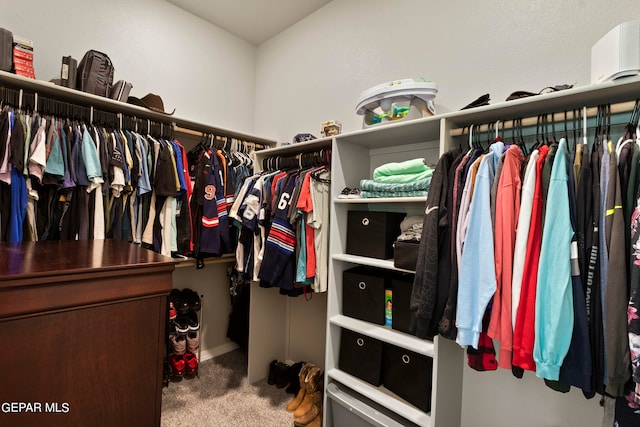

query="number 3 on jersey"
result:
[278,193,291,210]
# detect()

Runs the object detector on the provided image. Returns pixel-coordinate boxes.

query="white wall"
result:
[254,1,640,426]
[255,0,640,144]
[0,0,257,134]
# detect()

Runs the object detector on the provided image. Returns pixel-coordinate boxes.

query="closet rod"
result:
[449,100,637,136]
[173,125,270,150]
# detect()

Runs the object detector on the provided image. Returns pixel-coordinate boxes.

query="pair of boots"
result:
[286,363,323,427]
[268,359,304,394]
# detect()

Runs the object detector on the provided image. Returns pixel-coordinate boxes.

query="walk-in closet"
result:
[2,1,640,427]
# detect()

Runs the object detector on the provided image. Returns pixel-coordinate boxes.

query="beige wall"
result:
[255,0,640,144]
[0,0,257,133]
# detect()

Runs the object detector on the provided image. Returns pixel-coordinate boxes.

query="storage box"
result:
[393,240,420,271]
[391,275,414,335]
[382,343,433,412]
[326,383,416,427]
[346,211,406,259]
[339,328,383,386]
[343,267,389,325]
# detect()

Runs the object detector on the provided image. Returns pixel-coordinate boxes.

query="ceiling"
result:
[167,0,332,46]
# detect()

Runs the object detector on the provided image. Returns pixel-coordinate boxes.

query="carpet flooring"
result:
[161,349,296,427]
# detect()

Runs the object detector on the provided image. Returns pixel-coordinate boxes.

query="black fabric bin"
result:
[393,240,419,271]
[382,343,433,412]
[339,328,383,386]
[346,211,406,259]
[343,267,389,325]
[391,275,414,335]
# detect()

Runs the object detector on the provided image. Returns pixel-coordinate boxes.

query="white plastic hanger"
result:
[583,106,588,145]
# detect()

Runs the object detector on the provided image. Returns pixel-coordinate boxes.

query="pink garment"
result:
[488,145,524,369]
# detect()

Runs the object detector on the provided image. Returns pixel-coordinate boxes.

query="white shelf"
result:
[332,253,415,273]
[0,70,276,146]
[334,196,427,204]
[330,315,435,357]
[327,368,431,427]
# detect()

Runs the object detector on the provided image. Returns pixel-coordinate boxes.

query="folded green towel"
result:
[373,158,427,178]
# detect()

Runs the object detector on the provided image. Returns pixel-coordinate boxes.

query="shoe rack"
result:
[167,288,204,382]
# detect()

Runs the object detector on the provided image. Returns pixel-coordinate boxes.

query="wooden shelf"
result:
[173,254,236,269]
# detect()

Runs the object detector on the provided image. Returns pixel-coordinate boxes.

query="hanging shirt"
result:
[81,124,103,193]
[534,138,574,381]
[604,141,631,397]
[488,145,524,369]
[258,172,298,290]
[513,144,549,371]
[457,140,503,348]
[511,150,539,330]
[199,149,230,256]
[411,149,461,339]
[308,169,330,293]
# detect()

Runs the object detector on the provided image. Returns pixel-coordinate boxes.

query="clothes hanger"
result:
[515,118,528,156]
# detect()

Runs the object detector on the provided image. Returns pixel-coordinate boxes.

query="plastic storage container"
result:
[326,383,418,427]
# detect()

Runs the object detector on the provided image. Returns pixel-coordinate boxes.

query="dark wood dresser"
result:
[0,240,175,427]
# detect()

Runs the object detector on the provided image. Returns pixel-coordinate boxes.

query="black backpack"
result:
[76,50,114,97]
[0,28,13,72]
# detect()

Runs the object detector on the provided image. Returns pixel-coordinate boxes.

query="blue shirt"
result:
[534,138,574,380]
[457,140,503,348]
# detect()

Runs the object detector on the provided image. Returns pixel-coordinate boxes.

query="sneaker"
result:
[337,187,352,199]
[187,311,200,331]
[184,351,198,377]
[168,301,177,320]
[186,330,200,353]
[169,289,189,315]
[169,354,185,379]
[182,288,201,312]
[169,333,186,355]
[174,316,189,334]
[346,188,361,198]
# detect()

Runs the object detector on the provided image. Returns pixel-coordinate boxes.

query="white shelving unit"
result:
[324,115,464,427]
[324,75,640,427]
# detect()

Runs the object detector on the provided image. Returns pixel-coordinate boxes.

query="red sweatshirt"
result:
[512,145,549,371]
[488,145,524,369]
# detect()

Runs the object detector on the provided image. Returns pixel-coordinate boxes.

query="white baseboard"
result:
[199,342,239,362]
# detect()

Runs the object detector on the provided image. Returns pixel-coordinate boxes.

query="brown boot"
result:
[294,390,322,425]
[293,366,322,423]
[304,413,322,427]
[286,363,313,412]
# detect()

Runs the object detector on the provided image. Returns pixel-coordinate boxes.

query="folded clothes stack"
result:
[359,158,433,198]
[396,215,424,242]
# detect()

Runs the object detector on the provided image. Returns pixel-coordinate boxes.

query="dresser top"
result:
[0,239,175,281]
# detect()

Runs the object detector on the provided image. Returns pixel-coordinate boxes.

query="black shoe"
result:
[182,288,201,312]
[285,361,305,394]
[174,316,189,334]
[267,360,279,385]
[275,363,292,389]
[187,311,200,331]
[170,289,189,315]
